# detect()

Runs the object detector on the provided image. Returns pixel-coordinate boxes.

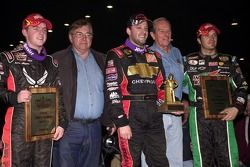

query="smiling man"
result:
[103,13,169,167]
[0,13,67,167]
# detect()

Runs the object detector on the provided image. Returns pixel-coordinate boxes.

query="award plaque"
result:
[25,87,59,142]
[158,74,184,113]
[200,76,232,119]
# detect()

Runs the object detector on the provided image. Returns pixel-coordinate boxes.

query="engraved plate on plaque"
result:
[200,76,232,119]
[25,87,59,142]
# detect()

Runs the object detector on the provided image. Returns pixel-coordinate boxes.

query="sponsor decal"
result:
[106,73,118,81]
[15,52,27,61]
[208,62,218,66]
[218,66,229,69]
[188,60,198,65]
[107,87,119,91]
[106,82,118,87]
[219,56,229,62]
[219,71,230,74]
[218,62,224,66]
[188,56,199,60]
[110,92,120,99]
[131,79,155,84]
[106,67,117,74]
[146,53,157,62]
[107,60,114,67]
[198,66,206,70]
[193,75,200,85]
[199,60,205,65]
[188,66,197,72]
[112,99,121,104]
[123,49,132,55]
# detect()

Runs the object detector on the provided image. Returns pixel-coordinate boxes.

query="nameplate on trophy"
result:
[25,87,59,142]
[200,76,232,119]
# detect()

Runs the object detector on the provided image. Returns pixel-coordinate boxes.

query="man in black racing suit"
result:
[104,13,169,167]
[0,13,67,167]
[183,23,248,167]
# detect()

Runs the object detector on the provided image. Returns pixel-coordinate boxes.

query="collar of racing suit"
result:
[125,39,147,54]
[23,43,47,61]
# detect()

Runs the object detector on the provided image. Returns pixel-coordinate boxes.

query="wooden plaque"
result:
[200,76,232,119]
[25,87,59,142]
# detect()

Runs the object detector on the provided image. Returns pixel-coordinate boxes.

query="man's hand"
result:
[53,126,64,141]
[118,125,132,140]
[221,107,239,121]
[17,89,32,103]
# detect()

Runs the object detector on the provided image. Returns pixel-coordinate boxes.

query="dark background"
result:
[0,0,249,82]
[0,0,249,77]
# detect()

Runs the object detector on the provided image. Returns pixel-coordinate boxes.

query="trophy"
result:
[158,74,184,113]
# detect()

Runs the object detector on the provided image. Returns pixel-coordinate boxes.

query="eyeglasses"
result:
[72,32,93,39]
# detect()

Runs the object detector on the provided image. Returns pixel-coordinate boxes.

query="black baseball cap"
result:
[127,13,152,27]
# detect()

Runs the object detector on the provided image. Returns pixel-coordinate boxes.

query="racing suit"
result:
[183,52,248,167]
[104,39,169,167]
[0,46,67,167]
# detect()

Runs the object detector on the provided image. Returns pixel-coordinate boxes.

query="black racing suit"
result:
[0,47,67,167]
[183,52,248,167]
[104,43,169,167]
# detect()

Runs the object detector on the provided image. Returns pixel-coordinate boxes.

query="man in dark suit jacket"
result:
[52,18,106,167]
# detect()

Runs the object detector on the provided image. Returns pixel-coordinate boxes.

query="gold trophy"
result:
[158,74,184,113]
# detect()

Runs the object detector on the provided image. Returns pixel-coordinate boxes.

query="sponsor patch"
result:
[193,75,200,85]
[208,62,218,66]
[15,52,27,61]
[107,60,114,67]
[110,92,120,99]
[146,53,157,63]
[188,60,198,65]
[199,60,205,65]
[188,56,199,60]
[106,73,118,81]
[112,99,121,104]
[107,87,119,91]
[219,56,229,62]
[123,49,132,55]
[218,62,224,66]
[106,67,117,74]
[106,82,118,87]
[189,66,197,72]
[198,66,206,70]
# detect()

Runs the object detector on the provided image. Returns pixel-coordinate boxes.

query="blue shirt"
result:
[150,43,184,100]
[73,50,104,119]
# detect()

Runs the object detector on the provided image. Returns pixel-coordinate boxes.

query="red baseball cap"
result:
[197,23,220,37]
[22,13,53,30]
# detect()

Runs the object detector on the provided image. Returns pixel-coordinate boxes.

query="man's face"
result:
[151,20,172,49]
[22,22,47,50]
[69,25,93,53]
[198,30,218,51]
[126,21,148,47]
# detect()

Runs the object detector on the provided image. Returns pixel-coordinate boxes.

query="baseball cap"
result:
[22,13,53,30]
[127,13,152,27]
[197,23,220,37]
